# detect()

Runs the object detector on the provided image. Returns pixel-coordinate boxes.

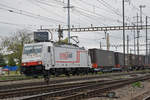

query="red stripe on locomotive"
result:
[22,61,42,66]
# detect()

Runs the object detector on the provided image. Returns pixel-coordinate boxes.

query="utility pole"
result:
[137,13,140,65]
[127,35,129,54]
[149,42,150,56]
[132,23,136,54]
[134,29,136,54]
[67,0,71,43]
[146,16,148,65]
[130,49,132,54]
[106,33,110,51]
[58,25,63,42]
[40,25,43,30]
[126,35,129,67]
[122,0,126,67]
[139,5,146,27]
[63,0,72,43]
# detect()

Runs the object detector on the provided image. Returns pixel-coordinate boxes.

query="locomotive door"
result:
[45,46,52,70]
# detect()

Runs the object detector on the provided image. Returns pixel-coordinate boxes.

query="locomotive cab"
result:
[21,42,53,76]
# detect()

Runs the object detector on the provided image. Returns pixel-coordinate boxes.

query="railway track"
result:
[0,73,149,100]
[131,91,150,100]
[0,79,109,99]
[19,75,150,100]
[0,71,147,91]
[0,71,147,83]
[143,96,150,100]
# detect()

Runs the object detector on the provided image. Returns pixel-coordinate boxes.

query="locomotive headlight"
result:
[38,61,42,65]
[22,63,27,66]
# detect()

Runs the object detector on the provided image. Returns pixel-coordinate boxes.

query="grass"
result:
[0,71,34,81]
[132,81,143,88]
[0,69,150,81]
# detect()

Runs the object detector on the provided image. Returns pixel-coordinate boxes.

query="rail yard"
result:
[0,71,149,100]
[1,0,150,100]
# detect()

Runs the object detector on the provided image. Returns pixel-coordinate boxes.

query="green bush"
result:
[132,81,142,88]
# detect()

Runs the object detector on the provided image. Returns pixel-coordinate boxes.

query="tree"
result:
[1,29,33,66]
[8,55,16,66]
[55,37,68,45]
[0,53,6,66]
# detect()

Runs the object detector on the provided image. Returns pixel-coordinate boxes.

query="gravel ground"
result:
[0,73,129,86]
[0,78,43,86]
[87,80,150,100]
[0,75,92,86]
[0,78,111,100]
[0,71,149,86]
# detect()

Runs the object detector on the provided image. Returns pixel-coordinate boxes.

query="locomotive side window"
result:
[34,45,42,53]
[23,45,42,54]
[48,46,51,52]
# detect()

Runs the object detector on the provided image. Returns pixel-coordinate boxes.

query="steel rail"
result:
[131,91,150,100]
[1,71,141,99]
[0,71,146,90]
[58,75,150,100]
[143,96,150,100]
[20,75,150,100]
[0,79,108,99]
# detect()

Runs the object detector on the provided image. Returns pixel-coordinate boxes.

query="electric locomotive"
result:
[21,42,92,80]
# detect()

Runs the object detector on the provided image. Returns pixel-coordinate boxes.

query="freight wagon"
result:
[139,55,145,69]
[89,49,147,72]
[114,52,124,68]
[89,49,115,72]
[148,56,150,67]
[114,53,132,71]
[129,54,137,69]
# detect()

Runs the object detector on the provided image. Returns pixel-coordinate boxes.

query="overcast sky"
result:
[0,0,150,54]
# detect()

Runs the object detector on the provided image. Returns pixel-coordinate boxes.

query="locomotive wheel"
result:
[44,76,50,84]
[66,72,70,77]
[43,70,50,84]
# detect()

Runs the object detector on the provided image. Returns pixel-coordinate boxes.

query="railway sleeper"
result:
[55,76,150,100]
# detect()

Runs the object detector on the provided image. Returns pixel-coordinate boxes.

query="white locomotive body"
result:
[21,42,92,76]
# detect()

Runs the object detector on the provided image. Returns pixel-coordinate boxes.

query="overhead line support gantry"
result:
[60,25,150,32]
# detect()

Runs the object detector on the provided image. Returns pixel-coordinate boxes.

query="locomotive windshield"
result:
[23,45,42,55]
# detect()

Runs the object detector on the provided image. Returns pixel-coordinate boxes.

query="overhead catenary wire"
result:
[0,3,65,24]
[33,0,131,26]
[96,0,122,17]
[32,0,107,26]
[27,0,65,19]
[31,0,105,26]
[31,0,95,25]
[32,0,62,7]
[96,0,133,25]
[52,0,128,25]
[0,20,57,28]
[73,9,106,26]
[75,0,119,17]
[0,21,27,27]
